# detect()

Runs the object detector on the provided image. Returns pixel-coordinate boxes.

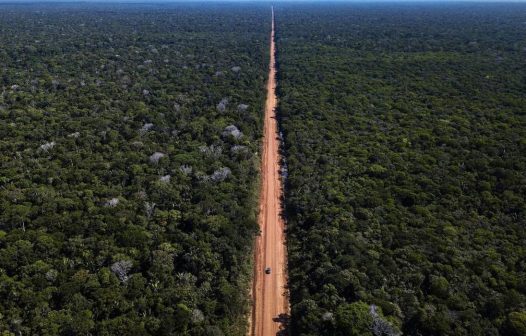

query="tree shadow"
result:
[273,313,290,336]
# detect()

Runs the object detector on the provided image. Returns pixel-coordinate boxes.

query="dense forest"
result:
[2,2,526,336]
[0,3,269,335]
[275,3,526,336]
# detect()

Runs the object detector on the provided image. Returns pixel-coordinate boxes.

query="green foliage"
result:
[275,3,526,335]
[334,302,373,336]
[504,311,526,336]
[0,3,269,335]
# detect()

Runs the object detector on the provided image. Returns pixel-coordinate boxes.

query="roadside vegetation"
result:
[0,3,269,335]
[276,3,526,335]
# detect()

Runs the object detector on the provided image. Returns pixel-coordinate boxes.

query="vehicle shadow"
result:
[272,313,290,336]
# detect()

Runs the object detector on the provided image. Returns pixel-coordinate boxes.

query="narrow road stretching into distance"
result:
[251,6,290,336]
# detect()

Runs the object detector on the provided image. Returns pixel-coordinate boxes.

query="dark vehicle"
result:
[265,267,271,274]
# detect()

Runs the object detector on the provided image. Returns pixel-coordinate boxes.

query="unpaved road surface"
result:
[251,6,289,336]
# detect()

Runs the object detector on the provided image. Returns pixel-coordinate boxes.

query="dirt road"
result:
[251,6,289,336]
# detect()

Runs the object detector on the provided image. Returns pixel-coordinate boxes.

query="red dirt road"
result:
[251,6,289,336]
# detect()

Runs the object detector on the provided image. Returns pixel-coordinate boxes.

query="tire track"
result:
[251,6,289,336]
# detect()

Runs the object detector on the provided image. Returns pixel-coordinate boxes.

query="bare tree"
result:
[180,165,192,175]
[111,260,133,282]
[216,98,228,112]
[191,309,205,324]
[105,198,119,207]
[139,123,154,135]
[370,305,401,336]
[149,152,166,164]
[145,202,156,219]
[199,145,222,158]
[39,141,56,152]
[222,125,243,140]
[237,104,249,112]
[210,167,231,182]
[231,145,248,155]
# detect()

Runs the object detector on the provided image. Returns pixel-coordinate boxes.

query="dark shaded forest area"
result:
[0,3,269,335]
[275,3,526,336]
